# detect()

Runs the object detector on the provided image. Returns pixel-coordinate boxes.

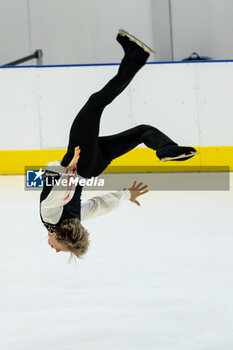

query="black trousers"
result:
[61,55,176,178]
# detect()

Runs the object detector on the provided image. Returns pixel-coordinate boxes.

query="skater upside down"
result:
[40,29,197,258]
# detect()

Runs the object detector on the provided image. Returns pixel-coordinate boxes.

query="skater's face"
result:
[48,232,69,253]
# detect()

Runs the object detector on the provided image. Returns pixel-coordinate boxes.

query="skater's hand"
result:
[128,181,149,206]
[67,146,81,173]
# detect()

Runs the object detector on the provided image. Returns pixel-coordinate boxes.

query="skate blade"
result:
[158,152,199,162]
[118,28,155,54]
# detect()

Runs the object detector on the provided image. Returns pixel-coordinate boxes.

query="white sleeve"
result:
[40,160,77,224]
[80,189,131,221]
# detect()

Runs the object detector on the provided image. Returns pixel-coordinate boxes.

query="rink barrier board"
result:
[0,146,232,175]
[1,61,233,151]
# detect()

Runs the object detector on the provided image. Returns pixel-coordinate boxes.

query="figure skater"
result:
[40,29,197,258]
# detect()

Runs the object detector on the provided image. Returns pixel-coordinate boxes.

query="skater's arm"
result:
[80,189,131,221]
[81,181,148,221]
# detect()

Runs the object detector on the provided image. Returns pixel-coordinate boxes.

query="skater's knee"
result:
[88,92,102,106]
[88,92,98,103]
[86,92,105,111]
[138,124,153,132]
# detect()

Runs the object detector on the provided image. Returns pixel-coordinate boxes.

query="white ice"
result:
[0,174,233,350]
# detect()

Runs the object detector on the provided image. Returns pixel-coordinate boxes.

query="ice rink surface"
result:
[0,174,233,350]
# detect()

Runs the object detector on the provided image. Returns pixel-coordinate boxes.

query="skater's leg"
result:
[89,124,176,176]
[87,31,151,110]
[61,33,151,176]
[61,57,147,176]
[60,106,102,175]
[85,56,144,111]
[98,124,176,161]
[93,124,197,175]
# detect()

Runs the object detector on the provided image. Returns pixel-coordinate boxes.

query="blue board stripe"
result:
[1,59,233,69]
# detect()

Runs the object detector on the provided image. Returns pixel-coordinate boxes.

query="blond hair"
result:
[56,218,90,259]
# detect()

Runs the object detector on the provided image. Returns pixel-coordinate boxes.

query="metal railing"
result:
[2,49,43,66]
